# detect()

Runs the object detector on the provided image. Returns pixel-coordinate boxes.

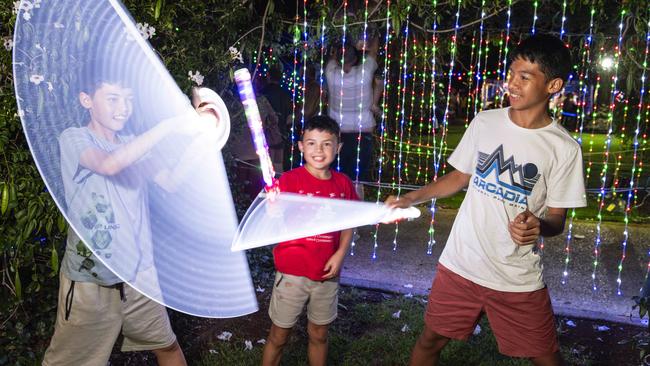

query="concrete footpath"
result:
[340,207,649,326]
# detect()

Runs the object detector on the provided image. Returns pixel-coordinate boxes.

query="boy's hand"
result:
[322,252,345,280]
[508,209,541,245]
[385,195,414,209]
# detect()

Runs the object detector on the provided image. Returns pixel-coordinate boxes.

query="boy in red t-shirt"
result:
[262,115,358,366]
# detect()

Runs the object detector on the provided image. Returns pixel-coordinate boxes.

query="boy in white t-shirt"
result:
[387,34,586,366]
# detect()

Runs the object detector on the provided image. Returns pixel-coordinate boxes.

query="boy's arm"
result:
[508,207,568,245]
[385,169,471,209]
[322,228,353,280]
[79,110,198,176]
[153,106,224,192]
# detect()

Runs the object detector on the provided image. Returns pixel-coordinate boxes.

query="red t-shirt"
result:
[273,166,358,280]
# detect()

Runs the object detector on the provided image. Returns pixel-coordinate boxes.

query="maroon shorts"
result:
[425,264,559,358]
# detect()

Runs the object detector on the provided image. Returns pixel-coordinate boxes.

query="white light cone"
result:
[232,192,421,251]
[12,0,257,318]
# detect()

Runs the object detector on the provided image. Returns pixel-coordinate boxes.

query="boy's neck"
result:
[508,105,552,129]
[304,164,332,180]
[87,120,118,143]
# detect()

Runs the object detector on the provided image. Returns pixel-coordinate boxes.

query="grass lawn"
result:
[190,286,642,365]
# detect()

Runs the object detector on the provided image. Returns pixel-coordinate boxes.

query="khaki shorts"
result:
[268,272,339,328]
[42,271,176,366]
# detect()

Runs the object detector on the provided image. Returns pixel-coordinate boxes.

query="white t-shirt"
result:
[326,57,377,133]
[439,107,587,292]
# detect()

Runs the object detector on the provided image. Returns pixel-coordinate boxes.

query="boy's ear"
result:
[298,140,304,153]
[79,92,93,109]
[547,78,564,95]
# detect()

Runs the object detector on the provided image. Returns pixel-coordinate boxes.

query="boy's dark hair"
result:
[302,115,340,140]
[509,34,572,83]
[79,59,129,95]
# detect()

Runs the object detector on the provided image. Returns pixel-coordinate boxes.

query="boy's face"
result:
[298,128,341,172]
[80,82,133,133]
[506,58,563,112]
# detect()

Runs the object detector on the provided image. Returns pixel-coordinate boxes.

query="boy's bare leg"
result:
[531,352,564,366]
[409,327,450,366]
[307,321,329,366]
[262,324,292,366]
[153,341,187,366]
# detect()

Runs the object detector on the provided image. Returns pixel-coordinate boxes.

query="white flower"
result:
[29,74,44,85]
[216,331,232,341]
[472,324,482,335]
[255,286,265,293]
[188,70,204,86]
[403,292,413,298]
[244,340,253,351]
[3,38,13,51]
[401,324,410,332]
[391,310,401,319]
[403,283,413,288]
[136,22,156,40]
[33,0,41,8]
[15,1,34,20]
[256,339,266,344]
[228,46,244,64]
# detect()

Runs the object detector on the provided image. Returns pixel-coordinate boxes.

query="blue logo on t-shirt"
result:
[473,144,540,205]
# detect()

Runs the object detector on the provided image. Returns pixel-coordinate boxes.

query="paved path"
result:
[340,208,649,326]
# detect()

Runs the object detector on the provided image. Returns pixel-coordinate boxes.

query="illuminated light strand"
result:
[319,4,326,114]
[531,0,538,34]
[629,13,649,295]
[592,8,626,292]
[350,0,370,256]
[354,0,370,184]
[289,10,301,169]
[403,37,419,184]
[611,98,630,198]
[336,0,348,171]
[300,0,308,142]
[498,0,512,107]
[425,29,440,185]
[464,30,478,129]
[372,0,392,260]
[562,4,595,286]
[392,7,411,252]
[475,31,491,114]
[472,5,488,116]
[559,0,568,40]
[416,38,431,185]
[577,6,596,145]
[428,0,461,255]
[427,2,441,254]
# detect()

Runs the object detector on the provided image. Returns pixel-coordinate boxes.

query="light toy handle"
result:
[233,68,277,190]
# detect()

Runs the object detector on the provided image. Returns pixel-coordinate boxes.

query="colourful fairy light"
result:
[336,0,348,171]
[531,0,538,34]
[289,14,301,169]
[593,8,626,292]
[392,6,411,252]
[626,14,649,295]
[498,0,513,106]
[372,0,392,260]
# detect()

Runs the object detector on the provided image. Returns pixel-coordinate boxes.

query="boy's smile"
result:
[80,83,134,142]
[299,129,341,179]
